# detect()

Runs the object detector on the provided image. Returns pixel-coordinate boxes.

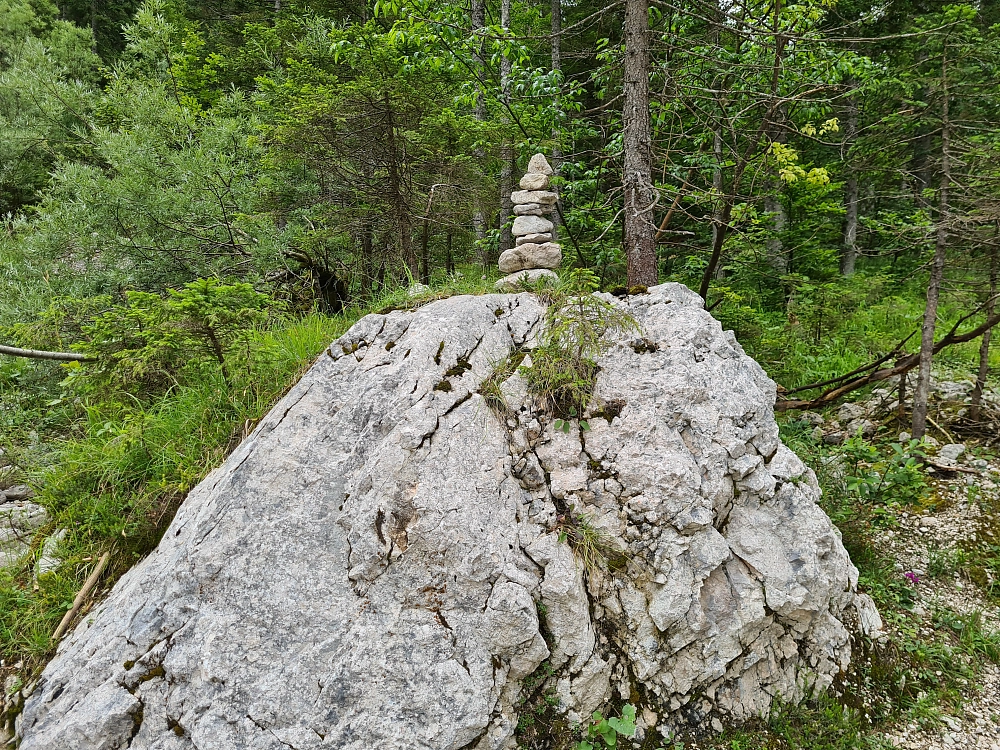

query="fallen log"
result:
[0,344,95,363]
[777,311,1000,411]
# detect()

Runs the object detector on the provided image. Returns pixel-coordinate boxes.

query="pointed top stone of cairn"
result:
[496,154,561,290]
[526,153,554,176]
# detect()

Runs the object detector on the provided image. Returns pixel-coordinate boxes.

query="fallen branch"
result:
[782,332,917,396]
[776,312,1000,411]
[52,552,110,642]
[0,344,95,362]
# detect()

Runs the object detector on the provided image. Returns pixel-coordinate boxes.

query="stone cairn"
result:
[495,153,561,290]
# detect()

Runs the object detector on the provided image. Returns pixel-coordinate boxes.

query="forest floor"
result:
[874,456,1000,750]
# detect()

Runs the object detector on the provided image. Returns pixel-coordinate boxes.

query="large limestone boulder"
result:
[18,284,858,749]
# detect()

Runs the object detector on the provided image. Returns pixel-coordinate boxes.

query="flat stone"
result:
[511,190,558,206]
[513,203,550,216]
[494,268,559,290]
[516,232,552,246]
[526,153,553,175]
[519,173,550,190]
[512,215,554,237]
[498,243,562,273]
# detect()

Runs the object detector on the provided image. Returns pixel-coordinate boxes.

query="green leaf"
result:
[580,420,591,431]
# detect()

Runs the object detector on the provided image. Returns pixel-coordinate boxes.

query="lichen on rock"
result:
[18,283,859,750]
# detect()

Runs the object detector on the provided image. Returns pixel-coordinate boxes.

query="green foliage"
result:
[20,279,274,399]
[576,704,636,750]
[840,436,929,514]
[521,269,638,418]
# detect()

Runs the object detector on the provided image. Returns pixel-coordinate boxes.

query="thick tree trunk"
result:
[622,0,657,287]
[498,0,514,256]
[911,51,950,439]
[841,86,859,276]
[970,240,998,420]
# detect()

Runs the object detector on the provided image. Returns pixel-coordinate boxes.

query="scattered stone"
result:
[0,501,49,568]
[838,402,867,422]
[407,282,430,297]
[3,485,34,502]
[937,443,966,463]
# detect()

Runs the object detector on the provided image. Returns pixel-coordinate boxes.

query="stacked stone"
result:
[496,154,561,290]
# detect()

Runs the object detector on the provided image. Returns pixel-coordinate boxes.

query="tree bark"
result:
[550,0,562,237]
[911,48,950,439]
[841,83,859,276]
[498,0,514,256]
[384,96,416,278]
[711,129,726,280]
[471,0,488,261]
[970,238,998,420]
[622,0,657,287]
[446,230,455,275]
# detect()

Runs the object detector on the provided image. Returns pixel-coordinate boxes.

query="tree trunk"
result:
[471,0,488,262]
[841,84,859,276]
[498,0,514,257]
[622,0,657,287]
[550,0,562,237]
[765,127,788,274]
[90,0,97,52]
[446,230,455,275]
[711,129,726,280]
[970,239,998,420]
[384,97,416,278]
[911,49,950,439]
[420,217,431,285]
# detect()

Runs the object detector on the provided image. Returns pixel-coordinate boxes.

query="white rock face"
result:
[498,243,562,273]
[19,284,859,749]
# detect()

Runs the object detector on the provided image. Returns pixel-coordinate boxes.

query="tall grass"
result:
[0,312,353,666]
